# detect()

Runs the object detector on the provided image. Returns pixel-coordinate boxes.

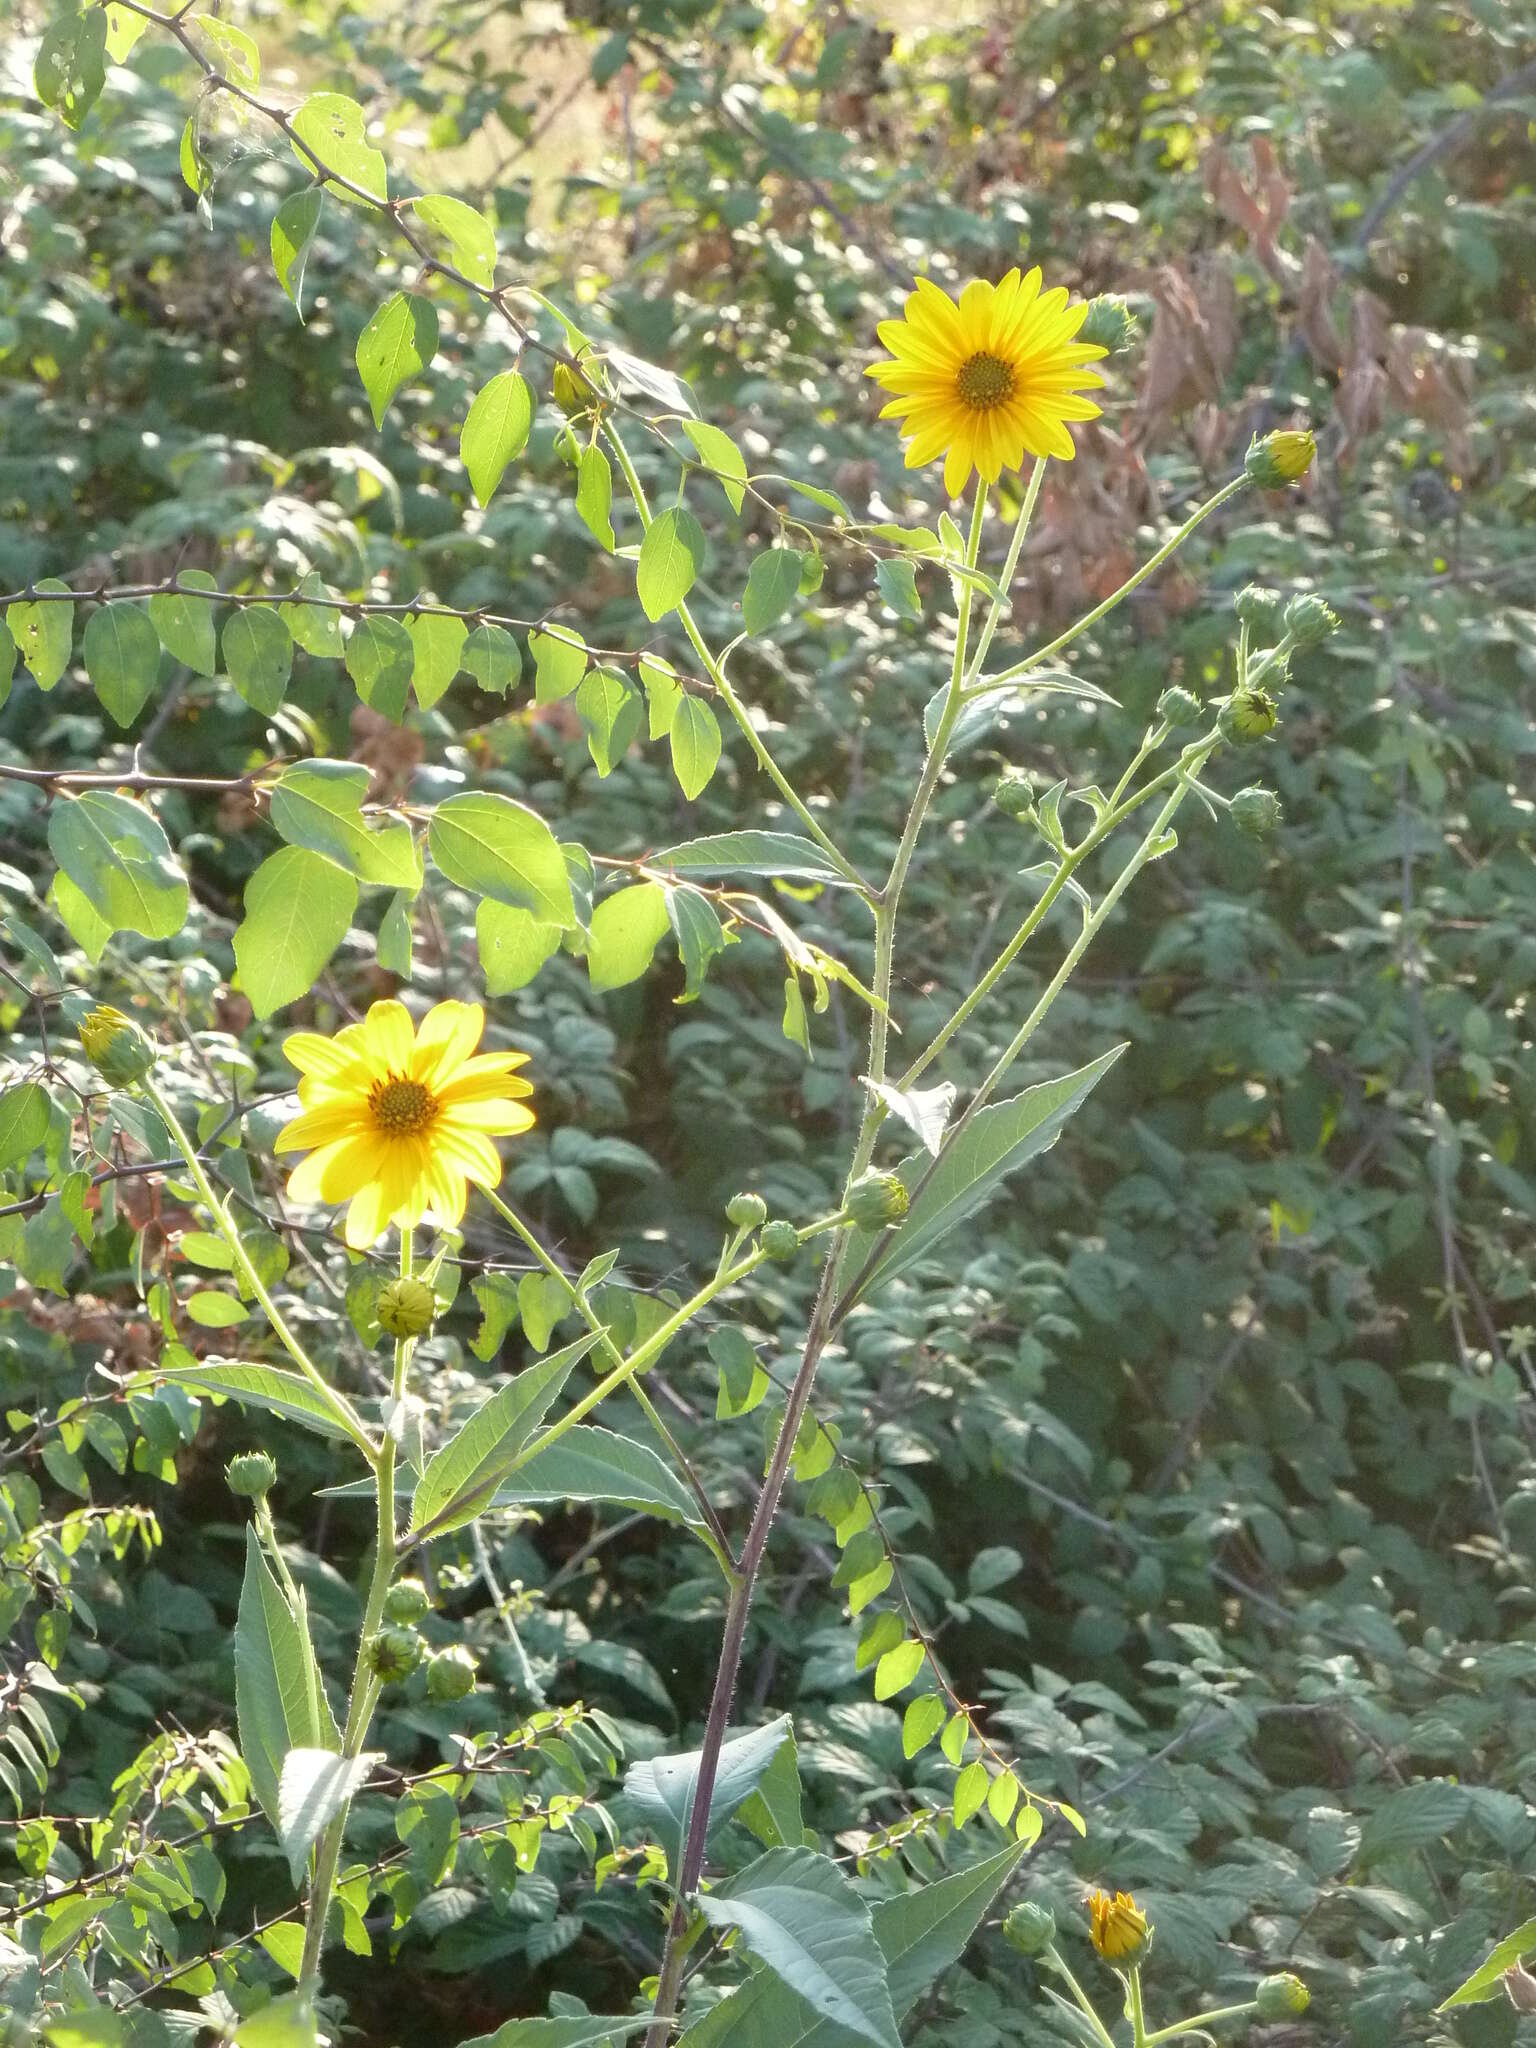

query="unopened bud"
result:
[1218,688,1279,745]
[846,1172,909,1230]
[1228,787,1282,836]
[426,1644,478,1703]
[384,1577,431,1624]
[79,1006,158,1087]
[1282,592,1339,649]
[1003,1901,1056,1957]
[726,1192,769,1230]
[1233,585,1283,631]
[992,769,1036,821]
[760,1219,800,1262]
[1255,1973,1310,2019]
[1088,1888,1150,1963]
[367,1627,424,1685]
[1245,429,1316,489]
[225,1451,277,1501]
[377,1276,437,1342]
[1078,295,1139,356]
[1156,685,1202,729]
[552,360,601,417]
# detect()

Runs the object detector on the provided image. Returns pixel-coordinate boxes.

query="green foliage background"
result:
[1,0,1534,2044]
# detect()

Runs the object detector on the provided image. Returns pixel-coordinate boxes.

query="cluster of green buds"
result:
[368,1580,478,1698]
[1218,567,1340,781]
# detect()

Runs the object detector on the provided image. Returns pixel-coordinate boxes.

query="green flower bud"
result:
[1077,295,1139,356]
[1233,585,1283,631]
[1156,685,1202,729]
[1245,646,1291,693]
[384,1577,432,1624]
[377,1276,437,1342]
[1002,1901,1057,1957]
[1254,1974,1310,2020]
[79,1006,158,1087]
[726,1192,769,1230]
[552,360,601,416]
[225,1451,277,1501]
[1245,428,1316,489]
[846,1171,909,1229]
[367,1626,424,1685]
[992,769,1037,821]
[760,1219,800,1262]
[425,1644,478,1703]
[1282,592,1339,649]
[1229,787,1282,836]
[1218,688,1279,744]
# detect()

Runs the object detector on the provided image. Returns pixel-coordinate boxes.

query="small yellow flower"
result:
[867,268,1107,498]
[1088,1889,1149,1962]
[1245,428,1316,488]
[275,1000,534,1250]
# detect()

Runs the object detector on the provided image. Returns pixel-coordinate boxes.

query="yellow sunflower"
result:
[1087,1888,1149,1962]
[275,999,534,1250]
[867,267,1107,497]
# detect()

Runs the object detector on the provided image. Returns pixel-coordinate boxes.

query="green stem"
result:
[480,1188,737,1578]
[1043,1947,1118,2048]
[1144,2002,1258,2044]
[966,476,1247,702]
[963,457,1046,687]
[142,1079,376,1464]
[296,1232,413,1990]
[602,421,867,891]
[1129,1965,1150,2048]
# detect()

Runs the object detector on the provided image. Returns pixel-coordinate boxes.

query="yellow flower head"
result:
[79,1005,157,1086]
[867,268,1107,498]
[1088,1889,1149,1962]
[1245,428,1316,488]
[275,1000,534,1250]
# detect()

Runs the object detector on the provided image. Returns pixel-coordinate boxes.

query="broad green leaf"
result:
[180,115,206,198]
[271,187,324,317]
[132,1363,354,1443]
[487,1423,704,1528]
[669,887,729,1001]
[625,1716,793,1871]
[653,831,855,886]
[191,14,259,87]
[104,5,149,61]
[576,442,615,550]
[873,1639,926,1702]
[378,892,413,975]
[902,1695,947,1759]
[231,1992,323,2048]
[357,293,438,428]
[693,1848,900,2048]
[41,2013,122,2048]
[83,602,160,728]
[875,557,921,619]
[345,613,414,721]
[410,1334,600,1539]
[8,582,73,690]
[277,1748,378,1885]
[577,667,643,776]
[50,871,109,962]
[185,1292,248,1328]
[940,1714,969,1767]
[1359,1779,1468,1863]
[291,93,388,203]
[0,620,13,702]
[0,1083,51,1169]
[737,1726,804,1851]
[48,791,189,939]
[462,371,533,504]
[150,573,219,674]
[669,696,722,800]
[588,882,670,992]
[530,626,588,703]
[412,194,496,287]
[280,573,345,657]
[640,653,681,737]
[35,8,107,130]
[223,608,294,715]
[269,761,420,889]
[607,346,695,416]
[463,623,521,696]
[233,847,357,1020]
[1439,1918,1536,2009]
[925,672,1117,756]
[404,611,468,710]
[741,549,803,637]
[637,507,706,621]
[840,1046,1127,1304]
[429,792,576,929]
[682,420,748,513]
[234,1528,339,1827]
[477,902,562,994]
[952,1760,988,1828]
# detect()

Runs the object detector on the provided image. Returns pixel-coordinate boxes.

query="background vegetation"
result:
[1,0,1534,2044]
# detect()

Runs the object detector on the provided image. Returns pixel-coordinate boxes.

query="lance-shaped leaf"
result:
[131,1363,355,1444]
[653,832,856,887]
[488,1423,705,1529]
[409,1332,600,1540]
[624,1716,793,1872]
[234,1529,339,1827]
[277,1748,380,1885]
[839,1045,1127,1307]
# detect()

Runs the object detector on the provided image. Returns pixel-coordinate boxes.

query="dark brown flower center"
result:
[370,1076,438,1135]
[954,351,1016,410]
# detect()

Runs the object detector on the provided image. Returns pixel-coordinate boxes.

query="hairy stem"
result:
[1144,2001,1258,2043]
[1043,1947,1119,2048]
